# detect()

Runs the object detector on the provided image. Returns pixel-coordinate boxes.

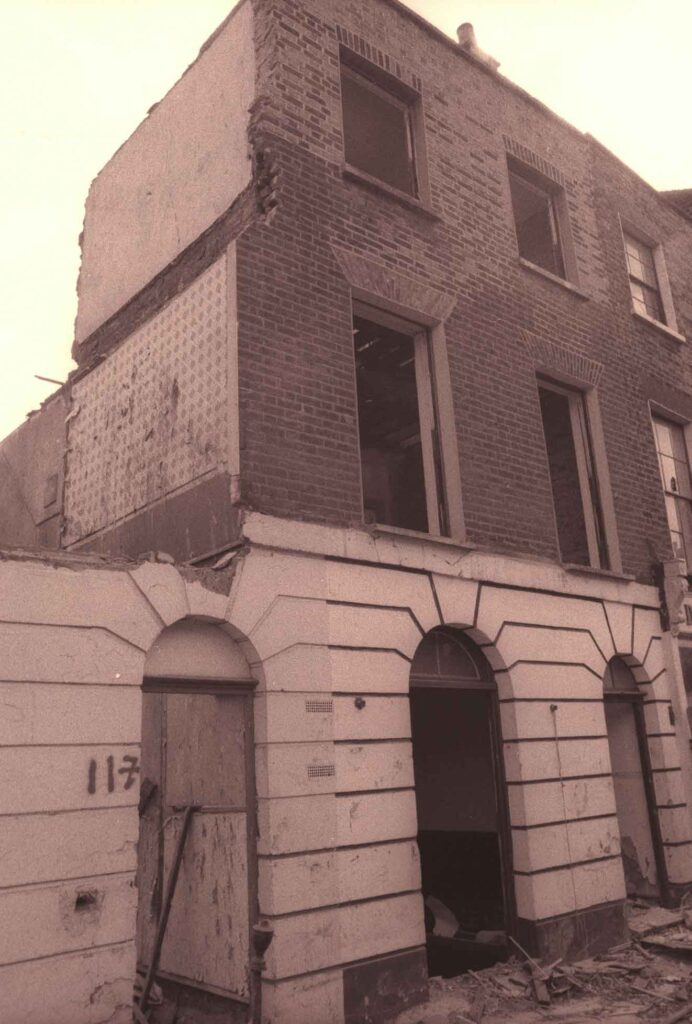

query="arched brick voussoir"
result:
[328,602,423,660]
[491,623,608,679]
[326,560,441,635]
[429,574,479,630]
[475,585,615,665]
[224,547,329,640]
[632,607,663,667]
[603,601,635,656]
[246,595,329,663]
[129,561,190,627]
[0,559,161,652]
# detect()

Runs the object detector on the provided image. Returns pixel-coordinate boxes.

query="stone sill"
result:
[632,310,686,344]
[342,164,441,221]
[370,522,475,550]
[518,258,589,299]
[562,562,636,583]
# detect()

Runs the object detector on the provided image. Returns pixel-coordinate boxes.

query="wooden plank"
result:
[0,874,136,965]
[136,693,163,968]
[0,682,141,746]
[0,808,137,887]
[165,693,246,807]
[160,811,249,999]
[0,942,135,1024]
[0,746,140,814]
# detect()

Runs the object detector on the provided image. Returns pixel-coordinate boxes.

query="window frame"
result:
[339,47,430,205]
[537,376,616,572]
[619,219,681,336]
[351,300,451,538]
[651,411,692,574]
[507,157,579,286]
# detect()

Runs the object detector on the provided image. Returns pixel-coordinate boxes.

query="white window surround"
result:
[618,217,683,339]
[649,403,692,576]
[537,373,622,575]
[351,291,465,541]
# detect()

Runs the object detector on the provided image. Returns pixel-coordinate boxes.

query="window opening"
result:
[410,630,510,977]
[340,61,418,196]
[624,234,665,323]
[652,415,692,573]
[508,160,565,278]
[353,306,446,535]
[538,380,609,569]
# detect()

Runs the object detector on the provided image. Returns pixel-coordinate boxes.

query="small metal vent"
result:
[307,764,336,778]
[305,699,334,714]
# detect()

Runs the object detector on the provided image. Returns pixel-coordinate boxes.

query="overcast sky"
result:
[1,0,689,442]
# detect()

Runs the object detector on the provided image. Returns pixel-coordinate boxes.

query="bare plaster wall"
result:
[74,0,254,345]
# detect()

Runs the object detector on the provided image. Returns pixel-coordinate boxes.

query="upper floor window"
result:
[538,379,610,569]
[624,234,666,323]
[652,415,692,571]
[508,159,568,279]
[340,54,420,198]
[353,304,447,535]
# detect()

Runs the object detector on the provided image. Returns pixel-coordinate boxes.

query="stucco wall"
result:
[0,552,234,1024]
[2,527,691,1024]
[74,0,254,346]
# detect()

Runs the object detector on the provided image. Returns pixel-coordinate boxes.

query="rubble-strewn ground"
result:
[394,906,692,1024]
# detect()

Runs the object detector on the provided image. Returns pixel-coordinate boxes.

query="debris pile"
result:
[396,902,692,1024]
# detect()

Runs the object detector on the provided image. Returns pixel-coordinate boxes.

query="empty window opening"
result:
[353,307,447,535]
[340,59,418,196]
[652,415,692,574]
[538,380,609,569]
[410,630,509,978]
[508,160,565,278]
[604,657,664,900]
[624,234,665,323]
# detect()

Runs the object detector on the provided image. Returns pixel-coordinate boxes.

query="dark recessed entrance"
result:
[410,629,510,977]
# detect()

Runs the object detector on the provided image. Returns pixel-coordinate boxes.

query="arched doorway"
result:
[603,657,667,901]
[410,628,511,976]
[136,620,257,1022]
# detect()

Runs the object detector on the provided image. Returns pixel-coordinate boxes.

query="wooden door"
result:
[136,683,255,1003]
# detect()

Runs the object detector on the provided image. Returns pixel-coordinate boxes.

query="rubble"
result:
[394,902,692,1024]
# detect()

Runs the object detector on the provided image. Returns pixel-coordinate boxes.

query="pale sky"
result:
[1,0,690,443]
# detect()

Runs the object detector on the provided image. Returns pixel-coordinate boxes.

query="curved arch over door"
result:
[136,619,257,1017]
[410,629,512,976]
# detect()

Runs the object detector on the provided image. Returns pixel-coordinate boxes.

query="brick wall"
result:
[232,0,692,581]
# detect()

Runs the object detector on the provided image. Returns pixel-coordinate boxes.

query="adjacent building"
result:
[2,1,692,1022]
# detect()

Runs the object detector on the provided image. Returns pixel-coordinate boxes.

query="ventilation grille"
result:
[305,699,334,714]
[307,764,336,778]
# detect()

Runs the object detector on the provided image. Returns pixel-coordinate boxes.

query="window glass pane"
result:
[341,68,416,195]
[678,498,692,564]
[640,285,664,321]
[354,315,428,531]
[673,459,692,499]
[665,494,682,532]
[509,170,565,278]
[538,386,591,565]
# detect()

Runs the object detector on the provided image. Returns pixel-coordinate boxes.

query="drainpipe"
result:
[249,919,274,1024]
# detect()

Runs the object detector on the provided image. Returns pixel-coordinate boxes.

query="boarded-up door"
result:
[136,684,255,1004]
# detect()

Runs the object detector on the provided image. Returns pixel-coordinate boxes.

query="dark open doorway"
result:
[410,629,511,977]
